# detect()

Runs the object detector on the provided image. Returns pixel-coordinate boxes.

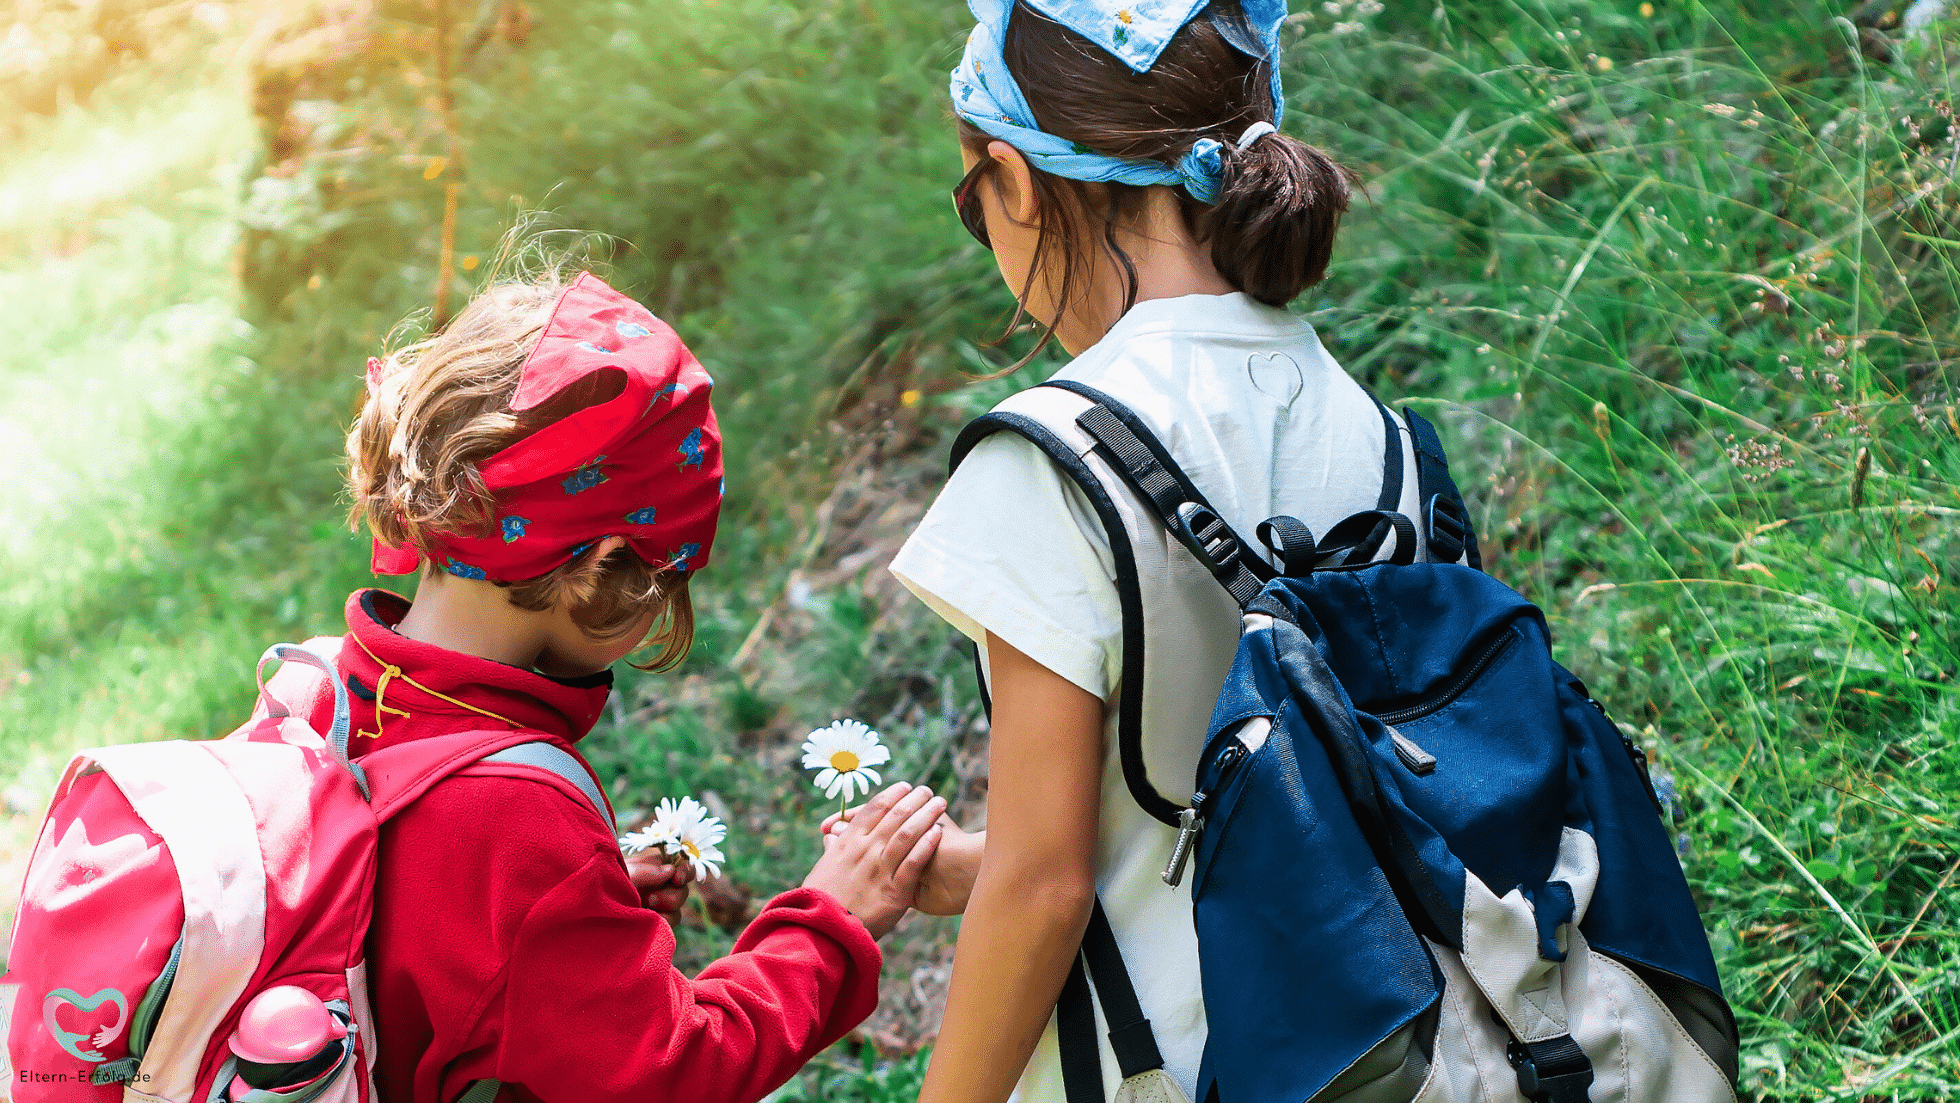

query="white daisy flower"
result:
[652,795,728,880]
[799,718,891,803]
[618,796,728,879]
[617,826,675,856]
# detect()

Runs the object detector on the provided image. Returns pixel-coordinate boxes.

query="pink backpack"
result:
[2,643,614,1103]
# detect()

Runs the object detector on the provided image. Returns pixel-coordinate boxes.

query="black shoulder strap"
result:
[953,391,1412,1103]
[1401,407,1483,569]
[1057,900,1166,1103]
[1057,958,1104,1103]
[947,386,1423,824]
[1050,380,1414,585]
[1040,379,1273,607]
[1372,393,1406,513]
[950,410,1184,829]
[949,408,1184,1103]
[1344,392,1409,563]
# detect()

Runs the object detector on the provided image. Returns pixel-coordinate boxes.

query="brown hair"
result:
[346,273,695,671]
[964,0,1354,357]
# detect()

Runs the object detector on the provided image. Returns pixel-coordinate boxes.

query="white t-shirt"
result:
[890,292,1421,1103]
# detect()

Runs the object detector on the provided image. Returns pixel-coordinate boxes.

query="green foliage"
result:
[0,35,375,767]
[766,1040,932,1103]
[0,0,207,128]
[1293,0,1960,1094]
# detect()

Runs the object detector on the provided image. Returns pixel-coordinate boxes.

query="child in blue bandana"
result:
[879,2,1434,1102]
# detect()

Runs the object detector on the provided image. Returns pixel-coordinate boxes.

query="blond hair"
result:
[345,273,694,671]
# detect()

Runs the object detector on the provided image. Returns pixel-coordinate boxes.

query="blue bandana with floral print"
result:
[950,0,1287,203]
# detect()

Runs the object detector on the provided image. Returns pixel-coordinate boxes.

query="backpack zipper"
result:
[1571,678,1667,816]
[1375,627,1522,725]
[1163,739,1251,887]
[1386,726,1437,776]
[1162,805,1204,887]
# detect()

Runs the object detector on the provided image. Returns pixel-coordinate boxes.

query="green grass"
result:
[4,0,1958,1098]
[1289,0,1960,1094]
[0,23,291,771]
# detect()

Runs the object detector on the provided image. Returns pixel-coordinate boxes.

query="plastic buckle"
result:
[1506,1039,1594,1103]
[1424,494,1468,564]
[1173,502,1241,582]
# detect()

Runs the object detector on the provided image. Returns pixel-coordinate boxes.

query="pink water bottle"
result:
[226,986,347,1099]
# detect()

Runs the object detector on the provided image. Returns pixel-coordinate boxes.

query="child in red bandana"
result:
[262,271,944,1103]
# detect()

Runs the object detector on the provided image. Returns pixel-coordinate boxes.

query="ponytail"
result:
[982,0,1358,316]
[1200,133,1354,306]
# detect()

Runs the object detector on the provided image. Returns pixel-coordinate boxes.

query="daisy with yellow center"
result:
[800,718,891,809]
[618,795,727,879]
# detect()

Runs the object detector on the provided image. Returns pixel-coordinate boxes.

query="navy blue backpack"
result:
[953,382,1739,1103]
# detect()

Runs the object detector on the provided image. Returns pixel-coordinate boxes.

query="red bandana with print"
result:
[372,272,723,582]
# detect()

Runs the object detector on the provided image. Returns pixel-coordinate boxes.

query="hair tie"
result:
[1235,121,1278,151]
[1174,122,1282,205]
[1177,138,1226,204]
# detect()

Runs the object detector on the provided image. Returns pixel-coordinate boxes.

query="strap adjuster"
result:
[1425,493,1469,564]
[1507,1036,1594,1103]
[1173,502,1242,581]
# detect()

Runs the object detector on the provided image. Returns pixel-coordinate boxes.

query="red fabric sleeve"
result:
[371,771,882,1103]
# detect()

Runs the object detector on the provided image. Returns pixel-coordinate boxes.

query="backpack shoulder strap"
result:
[1401,407,1484,569]
[361,731,616,834]
[1041,379,1417,591]
[1371,394,1407,514]
[952,395,1192,1103]
[478,741,616,835]
[1323,390,1411,565]
[1056,899,1168,1103]
[1038,379,1273,607]
[256,643,368,799]
[949,398,1181,829]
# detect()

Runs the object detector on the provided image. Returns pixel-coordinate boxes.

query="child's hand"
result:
[803,782,946,938]
[626,850,697,919]
[823,807,982,917]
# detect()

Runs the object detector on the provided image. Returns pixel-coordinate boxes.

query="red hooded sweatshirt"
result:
[261,590,881,1103]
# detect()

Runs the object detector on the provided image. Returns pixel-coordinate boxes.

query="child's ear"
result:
[987,140,1041,226]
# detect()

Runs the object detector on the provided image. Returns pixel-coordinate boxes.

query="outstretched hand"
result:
[626,850,697,919]
[803,782,946,938]
[824,805,982,916]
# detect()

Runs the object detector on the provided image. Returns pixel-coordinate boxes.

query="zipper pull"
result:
[1162,802,1204,887]
[1387,725,1437,776]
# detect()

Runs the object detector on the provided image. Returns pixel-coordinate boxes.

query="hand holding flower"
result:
[620,795,728,920]
[825,807,982,916]
[625,850,696,917]
[803,781,947,938]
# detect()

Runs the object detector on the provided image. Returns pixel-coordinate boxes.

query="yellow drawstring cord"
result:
[349,630,520,740]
